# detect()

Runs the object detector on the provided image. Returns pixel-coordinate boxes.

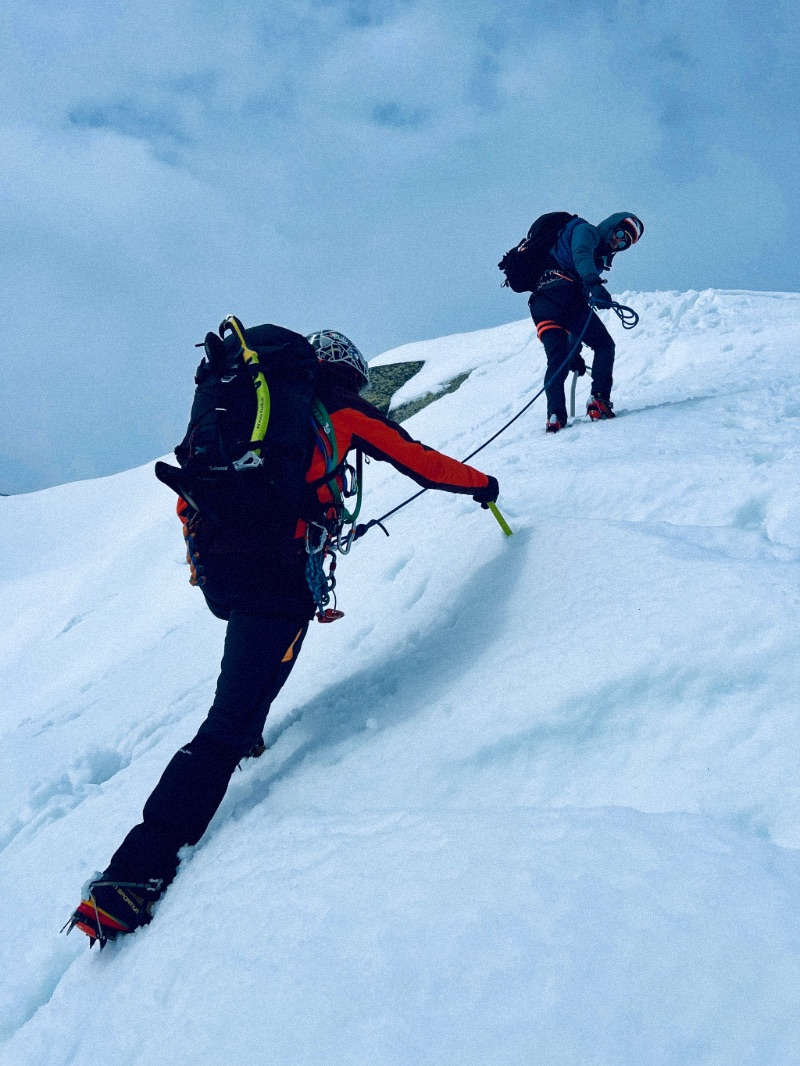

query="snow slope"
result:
[1,289,800,1065]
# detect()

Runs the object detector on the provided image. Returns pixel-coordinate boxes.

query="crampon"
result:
[62,875,163,949]
[586,393,616,421]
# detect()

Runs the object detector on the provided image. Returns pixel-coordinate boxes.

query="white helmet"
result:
[306,330,369,389]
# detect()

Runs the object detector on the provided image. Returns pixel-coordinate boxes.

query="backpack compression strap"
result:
[219,315,271,470]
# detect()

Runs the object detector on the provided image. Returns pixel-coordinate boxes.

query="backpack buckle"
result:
[232,450,264,471]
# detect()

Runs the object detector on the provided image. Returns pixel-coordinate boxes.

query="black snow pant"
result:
[529,274,616,423]
[105,552,311,889]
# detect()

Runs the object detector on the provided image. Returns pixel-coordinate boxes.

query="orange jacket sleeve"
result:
[330,394,489,494]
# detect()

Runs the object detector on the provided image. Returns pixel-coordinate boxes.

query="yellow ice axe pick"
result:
[488,501,513,537]
[220,315,271,451]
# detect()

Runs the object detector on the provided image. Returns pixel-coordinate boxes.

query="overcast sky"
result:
[1,0,798,492]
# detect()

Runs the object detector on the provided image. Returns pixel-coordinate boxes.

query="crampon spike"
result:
[63,896,124,949]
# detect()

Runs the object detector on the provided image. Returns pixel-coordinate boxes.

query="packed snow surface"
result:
[1,289,800,1065]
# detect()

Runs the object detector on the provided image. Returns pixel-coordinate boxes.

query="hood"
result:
[595,212,644,270]
[596,212,644,245]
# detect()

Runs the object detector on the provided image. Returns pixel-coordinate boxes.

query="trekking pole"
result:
[569,371,578,418]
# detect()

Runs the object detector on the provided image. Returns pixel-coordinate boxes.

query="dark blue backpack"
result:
[498,212,576,293]
[156,316,322,537]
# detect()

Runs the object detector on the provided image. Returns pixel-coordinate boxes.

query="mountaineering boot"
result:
[586,393,615,421]
[546,414,567,433]
[64,873,164,948]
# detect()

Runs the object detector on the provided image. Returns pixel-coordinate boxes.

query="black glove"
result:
[472,475,499,508]
[583,273,613,307]
[570,351,587,376]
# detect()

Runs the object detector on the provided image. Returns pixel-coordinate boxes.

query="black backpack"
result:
[155,316,322,538]
[498,211,577,293]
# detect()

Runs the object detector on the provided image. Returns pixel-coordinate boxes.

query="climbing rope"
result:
[355,297,639,540]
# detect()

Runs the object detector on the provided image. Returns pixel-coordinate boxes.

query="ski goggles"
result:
[609,229,631,250]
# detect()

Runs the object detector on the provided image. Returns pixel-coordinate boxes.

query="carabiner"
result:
[305,521,329,556]
[340,462,358,498]
[334,525,357,555]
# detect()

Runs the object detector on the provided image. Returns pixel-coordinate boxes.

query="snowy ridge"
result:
[1,290,800,1065]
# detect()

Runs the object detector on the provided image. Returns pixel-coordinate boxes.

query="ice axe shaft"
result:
[488,501,513,537]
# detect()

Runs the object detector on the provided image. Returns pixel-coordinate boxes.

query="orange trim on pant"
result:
[536,320,567,340]
[281,629,304,663]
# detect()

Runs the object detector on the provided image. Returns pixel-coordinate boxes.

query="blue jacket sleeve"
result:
[569,222,602,286]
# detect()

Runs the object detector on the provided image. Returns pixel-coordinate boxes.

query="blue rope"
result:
[305,548,331,611]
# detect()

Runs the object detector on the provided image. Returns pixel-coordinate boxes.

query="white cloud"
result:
[1,0,798,491]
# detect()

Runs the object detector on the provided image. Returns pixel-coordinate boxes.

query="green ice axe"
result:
[219,315,271,463]
[487,501,513,537]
